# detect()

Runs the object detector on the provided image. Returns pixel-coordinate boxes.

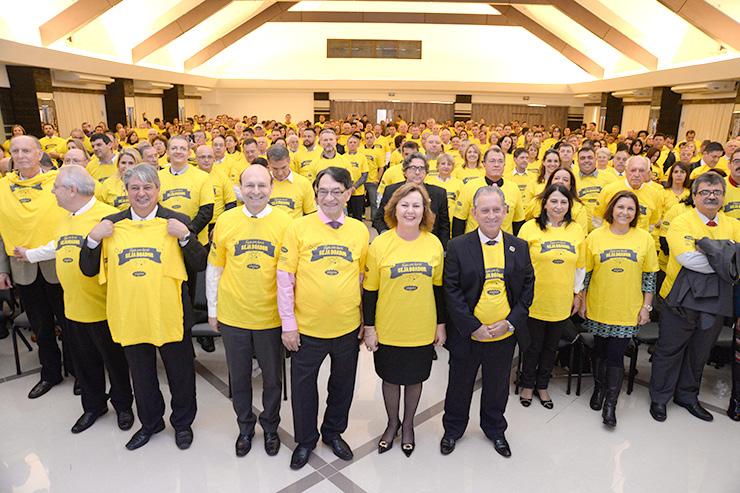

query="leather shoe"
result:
[264,431,281,456]
[728,397,740,421]
[440,437,456,455]
[71,409,108,434]
[125,422,165,451]
[674,400,713,422]
[322,436,353,461]
[73,380,82,396]
[492,436,512,458]
[649,402,667,422]
[28,380,59,399]
[290,446,313,470]
[175,427,194,450]
[117,410,134,430]
[235,434,253,457]
[198,336,215,353]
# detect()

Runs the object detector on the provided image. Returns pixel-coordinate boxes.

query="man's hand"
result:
[88,219,114,243]
[282,330,300,352]
[578,293,588,319]
[0,272,12,289]
[208,317,219,332]
[471,325,491,341]
[363,326,378,352]
[167,218,190,240]
[434,323,446,346]
[488,320,510,339]
[571,293,582,316]
[13,246,29,262]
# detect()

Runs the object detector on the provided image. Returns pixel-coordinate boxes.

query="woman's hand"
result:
[434,324,446,346]
[577,292,587,319]
[637,307,650,326]
[363,326,378,352]
[571,293,582,316]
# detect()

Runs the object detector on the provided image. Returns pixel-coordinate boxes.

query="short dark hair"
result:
[90,132,110,145]
[251,157,268,167]
[665,162,691,190]
[704,141,725,154]
[691,170,726,195]
[513,147,528,159]
[266,144,289,162]
[603,190,639,228]
[242,137,258,148]
[314,166,352,191]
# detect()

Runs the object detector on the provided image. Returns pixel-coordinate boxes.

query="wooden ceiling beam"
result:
[657,0,740,52]
[39,0,122,46]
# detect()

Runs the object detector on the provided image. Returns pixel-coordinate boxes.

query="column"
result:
[6,66,54,137]
[105,78,134,130]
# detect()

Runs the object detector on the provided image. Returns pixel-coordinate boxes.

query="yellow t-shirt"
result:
[269,173,317,219]
[362,145,386,183]
[660,188,690,221]
[363,230,443,346]
[209,207,291,329]
[158,166,215,244]
[723,178,740,219]
[474,239,513,342]
[212,159,233,183]
[576,171,617,221]
[585,226,658,326]
[293,146,322,180]
[87,155,118,183]
[454,177,525,234]
[100,217,187,347]
[378,165,406,195]
[225,152,249,185]
[208,168,237,224]
[523,179,546,207]
[345,152,369,196]
[690,161,729,180]
[594,180,661,232]
[508,170,534,206]
[518,220,585,321]
[96,174,129,210]
[524,199,590,234]
[39,136,67,158]
[56,200,119,323]
[453,166,485,185]
[307,153,351,184]
[658,202,691,271]
[278,213,369,338]
[425,175,463,218]
[661,210,740,298]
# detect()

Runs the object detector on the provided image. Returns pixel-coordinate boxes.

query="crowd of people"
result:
[0,112,738,469]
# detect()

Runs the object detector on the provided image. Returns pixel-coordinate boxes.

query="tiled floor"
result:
[0,324,737,493]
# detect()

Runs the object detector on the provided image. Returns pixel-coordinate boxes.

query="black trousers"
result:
[649,306,724,405]
[442,336,516,441]
[520,318,566,390]
[220,324,283,436]
[123,335,197,433]
[16,276,66,383]
[66,319,133,414]
[290,328,359,449]
[347,196,365,221]
[732,323,739,398]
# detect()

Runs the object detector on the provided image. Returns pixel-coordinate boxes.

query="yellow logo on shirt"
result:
[599,249,637,263]
[484,267,504,281]
[57,234,84,249]
[10,183,43,192]
[269,197,296,209]
[724,202,740,213]
[162,188,192,201]
[234,239,275,257]
[310,244,353,262]
[389,262,432,278]
[541,240,575,254]
[578,186,601,197]
[117,247,162,265]
[114,196,129,207]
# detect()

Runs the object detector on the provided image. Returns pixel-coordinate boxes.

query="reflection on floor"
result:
[0,325,737,493]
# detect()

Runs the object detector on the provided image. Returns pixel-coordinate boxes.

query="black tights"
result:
[593,335,630,369]
[381,381,422,444]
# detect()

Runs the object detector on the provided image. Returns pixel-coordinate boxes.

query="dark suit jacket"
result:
[443,229,534,353]
[373,181,450,248]
[80,205,208,331]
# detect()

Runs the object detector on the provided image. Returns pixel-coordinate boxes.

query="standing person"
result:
[97,148,140,210]
[579,191,658,427]
[278,167,369,470]
[363,183,445,457]
[16,165,133,432]
[649,172,740,422]
[207,165,291,457]
[425,153,463,220]
[0,135,68,398]
[194,144,237,233]
[362,130,386,221]
[523,149,561,210]
[441,186,534,458]
[80,164,208,450]
[517,184,586,409]
[266,144,316,219]
[345,134,369,220]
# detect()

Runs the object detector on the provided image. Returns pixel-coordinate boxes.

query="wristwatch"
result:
[642,304,653,312]
[506,320,516,333]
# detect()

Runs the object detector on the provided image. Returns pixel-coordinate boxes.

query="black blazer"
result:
[443,229,534,353]
[373,181,450,248]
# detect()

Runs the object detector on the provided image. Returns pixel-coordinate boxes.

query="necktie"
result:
[485,240,497,246]
[251,215,259,219]
[706,220,717,227]
[328,221,341,229]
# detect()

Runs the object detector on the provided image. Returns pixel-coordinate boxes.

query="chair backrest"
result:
[194,270,207,311]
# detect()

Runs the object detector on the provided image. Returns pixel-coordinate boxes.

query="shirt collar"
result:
[317,207,345,226]
[73,197,96,216]
[478,228,503,245]
[580,169,598,178]
[169,164,188,176]
[100,153,117,165]
[242,204,272,219]
[696,209,719,224]
[512,169,528,177]
[131,205,158,221]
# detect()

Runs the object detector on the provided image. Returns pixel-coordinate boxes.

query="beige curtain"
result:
[184,99,201,119]
[679,103,734,143]
[134,96,163,123]
[53,91,106,137]
[620,105,651,134]
[583,105,600,125]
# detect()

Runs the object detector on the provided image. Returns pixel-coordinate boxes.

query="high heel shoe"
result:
[377,423,400,454]
[401,425,415,457]
[536,391,554,410]
[519,395,532,407]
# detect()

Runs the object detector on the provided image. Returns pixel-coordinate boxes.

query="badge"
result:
[509,246,515,252]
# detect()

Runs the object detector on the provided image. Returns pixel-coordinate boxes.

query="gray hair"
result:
[402,152,428,171]
[168,134,189,149]
[57,165,96,197]
[473,185,506,208]
[123,163,160,189]
[10,135,42,151]
[691,170,726,195]
[482,145,504,162]
[626,155,649,171]
[266,144,290,162]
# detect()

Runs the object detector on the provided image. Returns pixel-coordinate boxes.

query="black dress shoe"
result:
[440,437,456,456]
[674,400,713,422]
[0,322,9,339]
[290,446,313,470]
[117,410,135,431]
[728,397,740,421]
[175,427,194,450]
[236,434,253,457]
[492,436,512,458]
[73,380,82,396]
[28,380,59,399]
[322,436,353,461]
[649,402,667,422]
[71,409,108,434]
[264,432,281,456]
[198,336,215,353]
[125,422,165,451]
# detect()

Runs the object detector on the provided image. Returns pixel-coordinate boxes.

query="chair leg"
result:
[627,341,638,395]
[282,357,288,401]
[575,342,583,396]
[16,327,33,351]
[227,372,232,399]
[12,326,21,376]
[566,343,574,395]
[514,351,522,395]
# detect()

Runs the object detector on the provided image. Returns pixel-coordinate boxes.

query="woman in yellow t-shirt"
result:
[526,142,541,175]
[518,184,585,409]
[425,153,462,220]
[524,149,561,205]
[579,190,658,428]
[452,144,485,184]
[661,162,691,215]
[363,183,445,457]
[97,148,141,210]
[525,167,589,233]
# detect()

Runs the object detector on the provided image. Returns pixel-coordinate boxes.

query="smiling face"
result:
[240,164,272,214]
[395,190,424,230]
[610,196,637,227]
[315,172,350,218]
[117,153,138,176]
[551,169,572,188]
[126,175,159,217]
[472,191,507,238]
[544,190,569,224]
[9,136,41,176]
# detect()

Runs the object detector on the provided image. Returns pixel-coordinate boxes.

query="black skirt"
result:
[373,343,434,385]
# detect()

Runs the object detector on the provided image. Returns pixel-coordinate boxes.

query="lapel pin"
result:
[509,246,515,252]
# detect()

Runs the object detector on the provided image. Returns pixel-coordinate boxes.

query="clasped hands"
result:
[471,321,510,341]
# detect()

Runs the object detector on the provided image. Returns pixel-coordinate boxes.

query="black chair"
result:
[11,311,34,376]
[572,332,638,396]
[514,334,578,396]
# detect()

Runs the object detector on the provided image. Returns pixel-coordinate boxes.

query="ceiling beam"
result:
[495,5,604,78]
[184,1,297,71]
[132,0,232,63]
[39,0,122,46]
[273,11,517,26]
[550,0,658,70]
[657,0,740,52]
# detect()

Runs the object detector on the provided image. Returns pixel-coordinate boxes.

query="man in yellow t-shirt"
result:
[306,128,351,183]
[18,165,133,433]
[207,164,291,457]
[39,123,67,165]
[86,133,119,182]
[362,130,386,220]
[294,127,322,179]
[649,171,740,422]
[80,163,207,451]
[441,186,534,457]
[266,144,317,219]
[345,134,369,220]
[195,144,237,231]
[575,147,616,231]
[277,166,369,470]
[689,141,727,180]
[723,149,740,219]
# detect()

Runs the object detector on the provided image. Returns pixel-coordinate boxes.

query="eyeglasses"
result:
[696,189,724,197]
[732,159,740,165]
[405,166,426,173]
[317,189,345,198]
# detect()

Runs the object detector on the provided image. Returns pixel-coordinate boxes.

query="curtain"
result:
[53,91,106,137]
[184,99,201,119]
[620,105,651,134]
[679,103,733,143]
[583,105,600,126]
[472,104,568,128]
[134,96,163,123]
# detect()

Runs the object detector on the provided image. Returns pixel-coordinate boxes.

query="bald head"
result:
[9,135,42,176]
[195,145,215,173]
[63,148,89,168]
[240,163,272,215]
